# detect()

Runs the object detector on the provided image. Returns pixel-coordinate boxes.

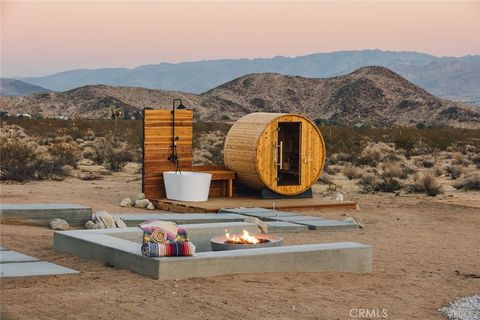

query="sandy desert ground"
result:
[1,169,479,320]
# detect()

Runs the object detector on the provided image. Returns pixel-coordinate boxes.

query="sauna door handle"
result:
[278,141,283,170]
[273,141,283,169]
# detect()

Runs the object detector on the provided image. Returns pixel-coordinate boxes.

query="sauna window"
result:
[277,122,301,186]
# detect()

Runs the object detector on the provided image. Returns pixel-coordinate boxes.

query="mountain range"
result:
[1,66,479,128]
[0,78,51,97]
[12,50,480,104]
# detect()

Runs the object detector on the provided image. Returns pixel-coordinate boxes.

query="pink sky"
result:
[1,1,479,77]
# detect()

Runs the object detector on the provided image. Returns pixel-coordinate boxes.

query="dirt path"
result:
[1,175,479,320]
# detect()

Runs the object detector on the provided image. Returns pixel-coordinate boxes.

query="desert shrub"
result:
[382,161,406,179]
[446,165,463,179]
[342,165,363,180]
[432,165,444,177]
[358,174,402,193]
[470,155,480,168]
[0,140,39,181]
[323,164,339,175]
[409,172,442,196]
[97,137,134,172]
[193,130,225,165]
[48,143,79,169]
[358,174,381,193]
[451,152,470,166]
[453,172,480,190]
[318,172,334,185]
[415,158,435,168]
[81,147,98,162]
[376,177,403,192]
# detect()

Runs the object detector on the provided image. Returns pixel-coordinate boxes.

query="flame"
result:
[225,229,260,244]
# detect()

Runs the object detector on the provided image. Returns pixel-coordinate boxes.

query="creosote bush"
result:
[409,172,443,196]
[446,165,463,180]
[342,165,363,180]
[97,137,134,172]
[453,172,480,191]
[0,140,39,181]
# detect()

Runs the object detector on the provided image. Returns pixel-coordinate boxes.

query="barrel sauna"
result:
[224,113,326,196]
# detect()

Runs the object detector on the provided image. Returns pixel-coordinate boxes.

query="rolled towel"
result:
[175,226,189,243]
[141,242,196,257]
[139,220,177,234]
[150,228,177,244]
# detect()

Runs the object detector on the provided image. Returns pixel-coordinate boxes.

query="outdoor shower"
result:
[168,99,186,172]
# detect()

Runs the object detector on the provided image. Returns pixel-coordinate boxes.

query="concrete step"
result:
[0,204,92,226]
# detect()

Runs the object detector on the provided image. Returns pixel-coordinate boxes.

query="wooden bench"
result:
[192,166,235,197]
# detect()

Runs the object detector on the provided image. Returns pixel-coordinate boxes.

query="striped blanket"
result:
[141,241,196,257]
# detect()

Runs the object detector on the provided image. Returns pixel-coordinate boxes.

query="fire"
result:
[225,229,260,244]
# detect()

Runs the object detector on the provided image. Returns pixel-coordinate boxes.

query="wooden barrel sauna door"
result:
[224,113,326,196]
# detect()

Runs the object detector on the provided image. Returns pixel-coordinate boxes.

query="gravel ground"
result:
[440,295,480,320]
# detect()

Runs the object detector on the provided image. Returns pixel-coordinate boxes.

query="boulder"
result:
[49,218,69,231]
[114,217,127,228]
[120,198,133,207]
[136,193,145,201]
[135,199,150,208]
[146,202,155,210]
[244,216,268,234]
[94,210,117,228]
[85,220,106,229]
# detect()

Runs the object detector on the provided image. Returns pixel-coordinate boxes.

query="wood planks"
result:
[143,109,193,200]
[153,197,357,213]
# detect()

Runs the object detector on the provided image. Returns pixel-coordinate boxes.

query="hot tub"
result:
[163,171,212,202]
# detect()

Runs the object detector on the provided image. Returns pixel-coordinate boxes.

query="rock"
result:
[49,218,69,231]
[114,217,127,228]
[85,220,96,229]
[78,171,101,180]
[146,202,155,210]
[335,193,344,201]
[136,193,145,201]
[135,199,150,208]
[120,198,133,207]
[85,220,106,229]
[244,216,268,234]
[344,216,364,229]
[94,210,116,228]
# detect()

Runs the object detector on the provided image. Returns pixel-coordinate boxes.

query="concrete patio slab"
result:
[0,204,92,226]
[54,225,372,279]
[111,213,247,227]
[292,219,359,230]
[264,221,308,232]
[269,215,325,222]
[219,207,297,218]
[0,261,79,278]
[0,251,40,263]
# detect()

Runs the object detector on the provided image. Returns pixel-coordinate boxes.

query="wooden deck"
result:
[153,197,358,213]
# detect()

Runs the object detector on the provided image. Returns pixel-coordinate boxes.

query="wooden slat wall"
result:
[143,109,193,200]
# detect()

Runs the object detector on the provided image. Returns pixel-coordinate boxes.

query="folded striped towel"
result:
[175,226,189,243]
[141,242,196,257]
[150,228,177,244]
[139,220,177,234]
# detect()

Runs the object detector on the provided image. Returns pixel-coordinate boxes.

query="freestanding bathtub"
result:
[163,171,212,202]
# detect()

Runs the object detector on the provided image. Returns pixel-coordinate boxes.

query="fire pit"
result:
[211,230,283,251]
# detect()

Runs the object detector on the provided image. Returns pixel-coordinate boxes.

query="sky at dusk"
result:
[1,0,479,77]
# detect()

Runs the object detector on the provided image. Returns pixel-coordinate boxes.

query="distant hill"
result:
[17,50,480,103]
[0,78,52,96]
[1,66,479,128]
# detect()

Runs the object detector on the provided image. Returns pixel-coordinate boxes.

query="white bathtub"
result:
[163,171,212,202]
